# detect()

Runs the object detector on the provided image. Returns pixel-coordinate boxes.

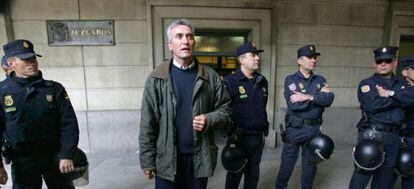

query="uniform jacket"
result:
[358,73,406,127]
[139,58,232,181]
[223,69,269,135]
[392,82,414,130]
[0,72,79,160]
[284,71,334,122]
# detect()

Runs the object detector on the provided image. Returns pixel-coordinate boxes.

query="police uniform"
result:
[349,46,405,189]
[0,40,79,189]
[223,42,268,189]
[389,56,414,189]
[275,45,334,189]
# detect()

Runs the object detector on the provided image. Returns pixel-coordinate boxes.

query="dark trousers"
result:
[155,153,207,189]
[349,131,399,189]
[275,124,320,189]
[225,134,264,189]
[11,154,74,189]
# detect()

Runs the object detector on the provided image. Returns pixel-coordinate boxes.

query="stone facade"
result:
[0,0,413,152]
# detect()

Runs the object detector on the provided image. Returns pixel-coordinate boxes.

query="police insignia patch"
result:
[317,84,321,89]
[46,95,53,102]
[239,86,246,94]
[310,46,313,51]
[361,85,370,93]
[23,41,29,48]
[288,83,296,91]
[299,83,304,89]
[4,95,13,106]
[382,47,387,53]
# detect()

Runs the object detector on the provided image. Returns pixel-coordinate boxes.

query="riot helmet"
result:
[221,142,247,173]
[352,139,385,171]
[55,148,89,186]
[307,134,335,164]
[395,146,414,177]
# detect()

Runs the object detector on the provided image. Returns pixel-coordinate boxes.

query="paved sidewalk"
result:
[0,145,404,189]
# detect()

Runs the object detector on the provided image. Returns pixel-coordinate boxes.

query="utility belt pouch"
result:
[356,118,370,131]
[279,124,288,143]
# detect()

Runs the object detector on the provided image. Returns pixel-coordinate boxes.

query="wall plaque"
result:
[47,20,115,46]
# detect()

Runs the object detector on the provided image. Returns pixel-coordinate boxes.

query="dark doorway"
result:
[194,29,249,78]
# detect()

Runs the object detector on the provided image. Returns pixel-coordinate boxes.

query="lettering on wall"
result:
[47,20,115,46]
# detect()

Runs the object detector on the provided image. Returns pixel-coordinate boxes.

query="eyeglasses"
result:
[375,59,393,64]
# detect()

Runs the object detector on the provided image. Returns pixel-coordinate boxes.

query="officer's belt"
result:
[303,118,322,126]
[400,130,414,138]
[288,117,322,126]
[371,124,400,133]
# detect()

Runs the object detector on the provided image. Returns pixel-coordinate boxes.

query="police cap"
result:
[297,45,320,58]
[2,39,42,60]
[401,56,414,69]
[236,41,264,56]
[373,46,398,61]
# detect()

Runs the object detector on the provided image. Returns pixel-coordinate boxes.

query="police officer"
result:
[275,45,334,189]
[376,56,414,189]
[223,41,268,189]
[0,39,79,189]
[349,46,405,189]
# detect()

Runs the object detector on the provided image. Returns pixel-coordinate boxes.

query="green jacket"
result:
[139,59,232,181]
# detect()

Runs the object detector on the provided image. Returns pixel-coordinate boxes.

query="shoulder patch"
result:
[288,83,297,91]
[361,85,370,93]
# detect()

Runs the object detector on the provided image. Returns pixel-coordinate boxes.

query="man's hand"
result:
[0,167,7,185]
[290,91,312,103]
[321,84,331,93]
[143,170,155,180]
[59,159,74,174]
[376,85,389,97]
[193,114,207,131]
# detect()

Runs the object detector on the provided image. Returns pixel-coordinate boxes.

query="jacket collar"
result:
[152,57,209,82]
[294,70,313,80]
[9,71,44,86]
[234,68,263,83]
[373,73,397,82]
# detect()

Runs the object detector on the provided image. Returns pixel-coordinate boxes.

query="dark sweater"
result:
[170,65,197,154]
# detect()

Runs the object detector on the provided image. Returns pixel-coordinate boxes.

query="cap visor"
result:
[403,65,414,69]
[250,49,264,54]
[315,52,321,56]
[15,53,42,59]
[375,55,394,61]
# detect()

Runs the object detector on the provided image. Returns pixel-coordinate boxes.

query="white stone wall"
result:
[0,0,414,151]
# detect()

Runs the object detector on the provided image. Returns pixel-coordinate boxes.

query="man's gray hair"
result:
[167,18,195,42]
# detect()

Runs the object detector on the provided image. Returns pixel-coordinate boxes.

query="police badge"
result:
[46,95,53,102]
[4,95,13,106]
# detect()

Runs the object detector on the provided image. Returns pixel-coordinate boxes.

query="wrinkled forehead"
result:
[171,25,194,35]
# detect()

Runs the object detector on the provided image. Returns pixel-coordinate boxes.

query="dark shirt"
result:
[358,73,406,127]
[284,71,334,123]
[170,65,197,154]
[224,69,269,135]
